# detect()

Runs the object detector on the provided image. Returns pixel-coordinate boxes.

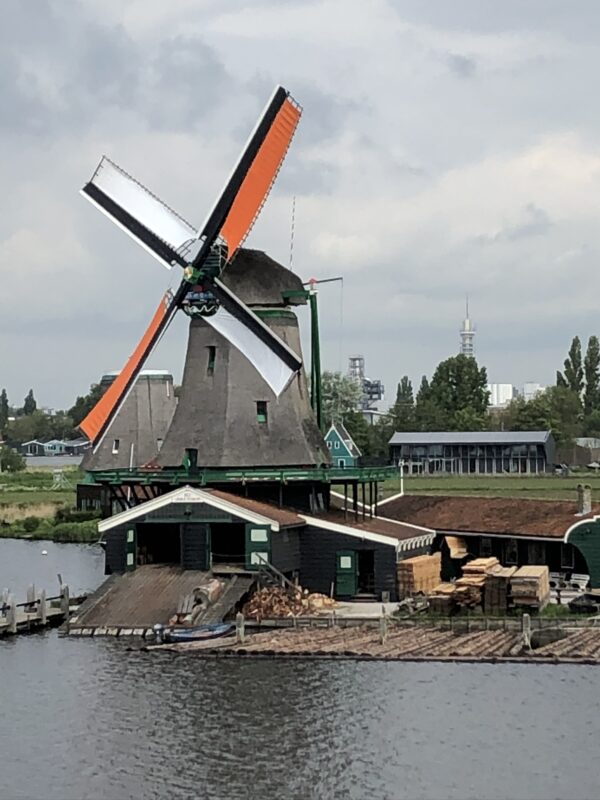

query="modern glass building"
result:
[388,431,555,475]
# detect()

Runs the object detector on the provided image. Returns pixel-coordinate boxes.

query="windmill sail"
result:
[80,290,177,446]
[81,158,197,269]
[209,277,301,395]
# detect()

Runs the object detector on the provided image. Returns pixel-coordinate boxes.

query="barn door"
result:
[336,550,357,597]
[181,523,211,570]
[125,527,137,571]
[245,525,271,570]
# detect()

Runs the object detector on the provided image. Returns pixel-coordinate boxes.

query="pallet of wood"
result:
[463,557,500,575]
[428,582,456,614]
[484,566,517,614]
[242,586,337,619]
[510,566,550,611]
[454,574,486,609]
[397,553,441,598]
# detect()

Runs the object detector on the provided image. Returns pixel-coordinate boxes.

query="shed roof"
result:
[381,494,599,539]
[388,431,552,446]
[98,485,303,533]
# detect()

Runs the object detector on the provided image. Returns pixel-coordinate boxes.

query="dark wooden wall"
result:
[181,523,210,570]
[271,528,301,575]
[104,527,127,574]
[299,526,397,601]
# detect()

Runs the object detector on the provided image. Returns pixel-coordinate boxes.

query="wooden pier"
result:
[0,585,71,637]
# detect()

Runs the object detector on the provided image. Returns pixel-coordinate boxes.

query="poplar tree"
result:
[557,336,584,395]
[584,335,600,415]
[0,389,8,431]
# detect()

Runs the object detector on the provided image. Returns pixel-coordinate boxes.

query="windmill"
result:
[79,86,329,473]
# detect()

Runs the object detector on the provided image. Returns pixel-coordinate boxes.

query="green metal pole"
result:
[309,289,323,430]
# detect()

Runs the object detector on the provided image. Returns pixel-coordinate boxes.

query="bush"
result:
[54,507,101,523]
[0,446,25,473]
[51,520,99,543]
[22,516,40,532]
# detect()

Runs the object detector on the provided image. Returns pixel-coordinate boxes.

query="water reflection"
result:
[1,542,600,800]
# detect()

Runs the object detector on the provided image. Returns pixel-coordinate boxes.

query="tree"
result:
[0,389,8,432]
[388,376,415,432]
[5,410,52,446]
[321,371,363,425]
[584,335,600,416]
[498,386,582,444]
[23,389,37,416]
[68,383,104,427]
[426,354,489,431]
[557,336,584,395]
[0,445,25,472]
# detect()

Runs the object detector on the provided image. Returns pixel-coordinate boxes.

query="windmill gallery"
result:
[69,85,429,636]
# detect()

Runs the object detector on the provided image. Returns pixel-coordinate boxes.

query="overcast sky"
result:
[2,0,600,410]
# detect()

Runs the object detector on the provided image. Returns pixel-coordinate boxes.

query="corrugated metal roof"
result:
[389,431,551,446]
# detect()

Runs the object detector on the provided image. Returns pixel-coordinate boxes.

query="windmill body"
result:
[157,249,329,470]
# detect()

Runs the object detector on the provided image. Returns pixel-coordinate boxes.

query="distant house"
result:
[388,431,555,475]
[20,440,46,456]
[43,439,66,456]
[63,438,91,456]
[325,422,361,468]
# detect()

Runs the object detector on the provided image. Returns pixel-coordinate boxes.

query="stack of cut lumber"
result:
[428,582,456,614]
[397,553,441,598]
[484,566,517,614]
[454,558,500,610]
[510,566,550,610]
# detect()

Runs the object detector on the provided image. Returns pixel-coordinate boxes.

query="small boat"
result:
[158,622,233,644]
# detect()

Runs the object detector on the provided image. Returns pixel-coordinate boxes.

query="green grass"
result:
[382,473,600,501]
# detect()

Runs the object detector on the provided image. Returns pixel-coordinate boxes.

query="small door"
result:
[181,523,211,570]
[336,550,358,597]
[245,524,271,570]
[125,527,136,571]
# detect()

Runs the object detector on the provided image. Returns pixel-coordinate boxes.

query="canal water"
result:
[1,540,600,800]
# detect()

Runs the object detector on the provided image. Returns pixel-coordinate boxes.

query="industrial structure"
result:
[388,431,555,475]
[459,297,475,357]
[348,355,384,410]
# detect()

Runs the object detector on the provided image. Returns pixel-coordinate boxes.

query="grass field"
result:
[382,473,600,502]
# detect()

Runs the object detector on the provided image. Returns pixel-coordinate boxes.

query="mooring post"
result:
[27,584,36,614]
[522,612,531,651]
[39,590,47,626]
[236,612,245,644]
[7,595,17,634]
[60,584,70,631]
[1,588,8,616]
[379,605,388,644]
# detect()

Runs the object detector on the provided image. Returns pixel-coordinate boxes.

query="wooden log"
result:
[7,595,16,634]
[39,590,47,626]
[236,612,245,644]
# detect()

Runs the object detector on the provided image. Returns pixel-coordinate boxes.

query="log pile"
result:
[510,566,550,611]
[484,566,517,614]
[242,586,337,619]
[398,553,441,598]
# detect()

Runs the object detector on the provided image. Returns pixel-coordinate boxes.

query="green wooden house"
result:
[325,422,361,468]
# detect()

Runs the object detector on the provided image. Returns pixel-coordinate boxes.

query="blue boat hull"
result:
[162,623,233,643]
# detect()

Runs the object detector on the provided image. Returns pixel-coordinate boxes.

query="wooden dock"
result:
[0,585,71,637]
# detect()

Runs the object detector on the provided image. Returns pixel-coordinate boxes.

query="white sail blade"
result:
[205,308,298,396]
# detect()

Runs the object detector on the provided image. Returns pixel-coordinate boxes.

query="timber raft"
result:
[145,621,600,663]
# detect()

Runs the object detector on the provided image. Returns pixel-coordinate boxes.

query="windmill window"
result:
[207,346,216,376]
[156,438,163,452]
[112,439,120,454]
[256,401,268,424]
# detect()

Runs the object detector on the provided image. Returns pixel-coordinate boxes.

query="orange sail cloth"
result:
[220,97,301,261]
[80,291,174,445]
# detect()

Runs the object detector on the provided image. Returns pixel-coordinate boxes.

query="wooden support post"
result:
[39,590,47,625]
[61,584,70,631]
[1,588,8,614]
[236,612,245,644]
[362,483,366,521]
[522,612,531,651]
[7,595,16,634]
[379,605,388,644]
[27,584,36,613]
[344,483,348,521]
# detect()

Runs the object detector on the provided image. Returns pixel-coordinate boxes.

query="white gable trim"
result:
[98,485,281,533]
[301,514,400,548]
[564,515,599,543]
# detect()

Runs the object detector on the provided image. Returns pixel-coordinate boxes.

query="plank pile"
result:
[510,566,550,611]
[454,558,500,610]
[242,586,337,619]
[397,553,441,599]
[484,566,517,614]
[428,583,456,614]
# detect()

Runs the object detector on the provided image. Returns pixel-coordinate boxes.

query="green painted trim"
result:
[85,465,398,486]
[253,309,297,320]
[567,519,600,588]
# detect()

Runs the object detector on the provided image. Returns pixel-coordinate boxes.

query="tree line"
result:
[323,335,600,460]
